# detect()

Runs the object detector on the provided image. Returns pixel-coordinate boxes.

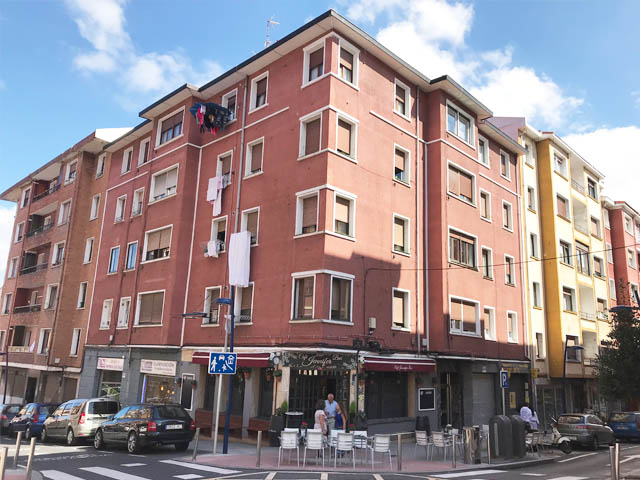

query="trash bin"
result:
[463,426,481,464]
[509,415,527,458]
[285,411,304,430]
[416,415,432,436]
[489,415,513,460]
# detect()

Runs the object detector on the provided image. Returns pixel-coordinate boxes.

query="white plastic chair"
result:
[303,430,325,467]
[415,430,431,458]
[328,429,344,461]
[429,432,452,460]
[451,428,464,457]
[369,434,392,470]
[353,430,368,463]
[334,432,355,469]
[278,431,299,468]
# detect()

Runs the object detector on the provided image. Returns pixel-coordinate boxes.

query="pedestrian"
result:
[335,404,346,431]
[314,399,327,435]
[325,393,340,434]
[520,403,533,432]
[530,409,540,431]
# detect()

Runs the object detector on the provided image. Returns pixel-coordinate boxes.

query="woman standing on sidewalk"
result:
[314,400,327,435]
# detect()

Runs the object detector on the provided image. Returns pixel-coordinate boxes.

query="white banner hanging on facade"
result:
[228,230,251,287]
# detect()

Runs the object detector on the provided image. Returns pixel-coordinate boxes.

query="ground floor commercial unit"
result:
[0,365,80,405]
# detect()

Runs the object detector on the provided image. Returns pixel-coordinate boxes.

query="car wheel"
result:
[560,441,572,454]
[94,429,105,450]
[127,432,140,454]
[40,427,49,443]
[24,425,31,441]
[67,428,78,446]
[592,436,599,451]
[174,442,189,452]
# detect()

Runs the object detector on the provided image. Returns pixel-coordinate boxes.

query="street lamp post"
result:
[0,351,7,404]
[562,341,584,414]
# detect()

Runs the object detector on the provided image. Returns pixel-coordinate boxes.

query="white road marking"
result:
[620,454,640,464]
[121,463,146,467]
[320,474,328,480]
[174,475,203,480]
[558,452,598,463]
[521,475,545,477]
[265,473,277,480]
[547,477,588,480]
[80,466,150,480]
[159,459,239,475]
[436,471,506,478]
[42,471,87,480]
[373,475,384,480]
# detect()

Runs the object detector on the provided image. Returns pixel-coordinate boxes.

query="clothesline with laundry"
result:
[189,102,233,135]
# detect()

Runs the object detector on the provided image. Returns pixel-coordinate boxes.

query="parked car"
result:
[9,403,57,440]
[608,412,640,441]
[41,398,120,445]
[556,413,615,450]
[93,404,195,454]
[0,404,22,433]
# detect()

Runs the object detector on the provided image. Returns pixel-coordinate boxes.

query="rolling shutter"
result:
[305,119,321,155]
[302,196,317,232]
[337,120,352,155]
[251,143,263,172]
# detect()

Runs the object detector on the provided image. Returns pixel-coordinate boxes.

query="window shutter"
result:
[139,295,152,324]
[394,149,405,172]
[337,120,351,155]
[246,212,258,238]
[302,196,317,230]
[163,112,183,131]
[302,278,313,316]
[166,168,178,190]
[251,143,263,172]
[158,228,171,250]
[151,292,164,323]
[340,49,353,69]
[480,194,487,217]
[220,154,231,175]
[450,298,462,325]
[483,309,491,329]
[395,85,405,113]
[448,166,459,194]
[556,196,566,217]
[154,172,167,196]
[309,48,324,73]
[256,78,267,97]
[394,218,405,250]
[142,141,149,163]
[335,197,350,224]
[462,301,476,332]
[305,119,321,155]
[393,292,404,326]
[459,171,473,200]
[241,285,253,311]
[147,231,161,252]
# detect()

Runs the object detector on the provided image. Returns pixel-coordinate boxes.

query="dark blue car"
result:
[9,403,58,440]
[609,412,640,441]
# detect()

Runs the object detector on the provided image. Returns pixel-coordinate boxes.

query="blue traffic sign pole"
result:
[222,286,236,454]
[500,370,508,416]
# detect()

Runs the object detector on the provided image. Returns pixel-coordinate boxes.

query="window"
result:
[587,178,598,200]
[70,328,81,355]
[554,154,567,177]
[505,255,515,285]
[211,216,227,253]
[121,148,133,174]
[450,297,478,334]
[296,194,318,235]
[241,209,259,245]
[2,294,12,315]
[250,72,268,110]
[478,136,489,166]
[446,103,473,144]
[484,307,495,340]
[292,276,314,320]
[136,291,165,325]
[115,195,126,222]
[138,138,151,165]
[624,214,633,234]
[108,246,120,273]
[590,216,601,238]
[560,240,572,265]
[245,138,264,176]
[394,79,409,118]
[481,247,493,279]
[14,222,24,242]
[334,194,355,238]
[117,297,130,328]
[536,333,545,358]
[597,298,608,320]
[566,335,580,361]
[7,258,18,278]
[603,209,610,229]
[339,43,357,84]
[84,238,94,264]
[203,287,221,324]
[132,188,144,216]
[58,200,71,225]
[392,289,409,329]
[150,165,178,201]
[144,226,172,261]
[628,248,636,268]
[530,233,539,258]
[631,284,640,304]
[65,161,77,184]
[507,312,518,342]
[394,146,409,183]
[331,276,352,322]
[90,194,100,220]
[556,195,569,219]
[304,44,324,82]
[217,152,232,184]
[610,278,617,299]
[125,242,137,270]
[0,331,5,350]
[100,299,113,329]
[158,110,183,145]
[527,186,536,211]
[479,191,491,221]
[236,284,254,323]
[606,243,613,263]
[45,284,58,309]
[77,282,88,309]
[21,188,30,208]
[52,242,65,266]
[576,242,590,275]
[449,230,476,268]
[300,115,321,157]
[502,201,513,231]
[37,329,51,354]
[336,117,356,159]
[500,151,511,180]
[221,90,237,121]
[12,326,29,347]
[563,287,576,312]
[393,215,409,255]
[593,257,604,278]
[447,164,474,203]
[96,154,106,178]
[533,282,542,308]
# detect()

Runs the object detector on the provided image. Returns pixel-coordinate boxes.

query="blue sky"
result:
[1,0,639,281]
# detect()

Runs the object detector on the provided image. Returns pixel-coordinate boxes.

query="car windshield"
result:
[559,415,584,424]
[38,405,56,416]
[610,413,636,423]
[154,405,190,420]
[5,406,19,414]
[88,401,119,415]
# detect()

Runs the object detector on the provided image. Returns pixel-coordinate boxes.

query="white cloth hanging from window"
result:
[207,176,224,216]
[207,240,218,258]
[228,231,251,287]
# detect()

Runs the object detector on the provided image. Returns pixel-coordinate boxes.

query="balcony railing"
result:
[26,222,53,238]
[597,311,609,321]
[13,304,42,314]
[584,358,598,366]
[19,263,48,276]
[8,346,30,353]
[33,184,60,202]
[571,180,585,194]
[580,311,596,321]
[575,223,588,235]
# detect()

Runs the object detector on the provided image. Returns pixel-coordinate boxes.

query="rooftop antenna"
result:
[265,15,279,48]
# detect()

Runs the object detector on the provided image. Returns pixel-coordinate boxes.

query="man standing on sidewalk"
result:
[325,393,339,434]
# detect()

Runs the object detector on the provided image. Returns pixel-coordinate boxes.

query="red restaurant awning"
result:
[191,351,270,368]
[364,356,436,373]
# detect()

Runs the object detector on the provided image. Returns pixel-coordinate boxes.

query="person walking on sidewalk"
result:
[314,400,327,435]
[335,404,346,431]
[325,393,339,434]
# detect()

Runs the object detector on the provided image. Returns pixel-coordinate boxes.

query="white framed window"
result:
[77,282,88,309]
[217,151,232,185]
[203,286,222,325]
[250,71,268,111]
[330,275,353,323]
[393,78,410,119]
[394,145,410,184]
[610,278,617,300]
[295,193,318,236]
[299,114,322,158]
[624,214,633,234]
[52,241,65,266]
[150,164,178,202]
[45,284,59,310]
[132,188,144,216]
[14,222,24,242]
[554,153,568,177]
[606,242,613,263]
[156,107,184,146]
[535,332,545,359]
[2,293,12,315]
[90,194,100,220]
[114,195,126,223]
[336,114,357,160]
[593,256,604,278]
[628,248,636,269]
[211,216,227,254]
[70,328,81,356]
[245,138,264,177]
[524,141,535,166]
[37,328,51,354]
[96,154,106,178]
[477,135,489,166]
[392,288,410,329]
[500,150,511,180]
[481,247,493,279]
[221,89,237,122]
[65,160,77,184]
[502,200,513,231]
[143,225,172,262]
[449,228,477,269]
[559,240,573,266]
[393,214,410,255]
[241,208,260,246]
[532,281,542,308]
[333,192,356,238]
[562,286,576,312]
[587,177,598,200]
[483,306,496,340]
[21,188,30,208]
[446,101,474,145]
[58,200,71,225]
[0,331,5,350]
[590,216,601,238]
[338,39,359,86]
[530,232,539,258]
[507,311,518,343]
[84,237,94,264]
[631,283,639,304]
[447,162,475,204]
[449,296,479,335]
[292,276,315,320]
[7,257,18,278]
[108,246,120,274]
[117,297,131,328]
[505,255,515,285]
[138,137,151,165]
[527,186,536,211]
[603,208,610,229]
[125,241,137,270]
[303,40,324,84]
[135,290,165,326]
[100,298,113,329]
[235,283,254,324]
[121,147,133,174]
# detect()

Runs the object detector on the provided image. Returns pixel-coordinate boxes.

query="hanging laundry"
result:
[207,240,218,258]
[207,175,224,216]
[189,102,232,135]
[228,231,251,287]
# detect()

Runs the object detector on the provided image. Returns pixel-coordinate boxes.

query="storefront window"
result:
[180,374,194,410]
[143,375,177,404]
[365,371,407,420]
[99,370,122,401]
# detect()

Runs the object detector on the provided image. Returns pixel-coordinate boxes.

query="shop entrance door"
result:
[289,370,350,425]
[440,372,463,429]
[24,377,37,403]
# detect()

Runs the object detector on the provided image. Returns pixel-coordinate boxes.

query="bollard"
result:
[191,428,200,462]
[609,445,617,480]
[615,442,620,480]
[451,433,456,469]
[0,447,7,480]
[13,432,22,469]
[396,433,402,471]
[487,431,491,465]
[24,437,36,480]
[256,431,262,467]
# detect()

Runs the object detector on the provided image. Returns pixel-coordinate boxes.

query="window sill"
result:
[503,226,514,233]
[155,133,184,150]
[393,110,411,123]
[532,306,543,311]
[123,268,136,273]
[393,178,411,188]
[249,103,269,115]
[140,257,170,265]
[507,339,519,344]
[525,161,535,169]
[83,261,91,265]
[200,323,221,328]
[89,217,98,222]
[116,326,129,330]
[448,261,477,271]
[391,326,410,332]
[301,73,329,89]
[449,331,482,338]
[591,234,602,240]
[500,174,512,182]
[446,131,475,150]
[290,318,320,324]
[244,171,264,180]
[559,261,573,268]
[96,173,104,179]
[484,336,497,342]
[134,323,163,328]
[483,276,493,281]
[114,219,125,224]
[76,306,86,310]
[562,310,577,315]
[447,193,476,208]
[535,356,545,361]
[235,322,253,327]
[64,179,75,186]
[297,149,328,162]
[530,256,540,261]
[51,264,62,269]
[528,208,537,214]
[293,231,322,239]
[148,193,177,206]
[323,319,354,326]
[98,326,110,330]
[326,231,356,242]
[505,282,517,287]
[554,170,569,181]
[557,214,571,223]
[107,272,118,276]
[120,170,131,177]
[328,72,359,91]
[392,249,411,258]
[329,149,358,164]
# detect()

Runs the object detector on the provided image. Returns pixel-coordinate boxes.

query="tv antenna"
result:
[265,15,279,47]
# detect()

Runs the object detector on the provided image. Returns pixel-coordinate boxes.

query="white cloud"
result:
[0,204,16,289]
[632,91,640,109]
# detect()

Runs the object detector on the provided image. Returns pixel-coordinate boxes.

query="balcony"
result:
[8,346,30,353]
[13,304,42,314]
[583,358,598,367]
[32,183,60,203]
[597,311,609,321]
[571,179,585,194]
[19,263,48,276]
[26,222,53,238]
[580,311,596,321]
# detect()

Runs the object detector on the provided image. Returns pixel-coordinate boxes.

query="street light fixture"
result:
[562,340,584,414]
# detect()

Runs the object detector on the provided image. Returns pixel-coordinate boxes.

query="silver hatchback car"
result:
[556,413,615,450]
[41,398,119,445]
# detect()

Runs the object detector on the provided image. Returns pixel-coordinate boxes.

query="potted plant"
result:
[265,367,274,382]
[273,369,283,381]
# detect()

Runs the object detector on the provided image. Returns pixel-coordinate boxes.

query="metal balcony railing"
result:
[19,263,48,276]
[580,311,596,321]
[571,180,585,194]
[13,304,42,314]
[33,184,60,202]
[26,222,53,238]
[597,311,609,321]
[575,223,588,235]
[584,358,598,366]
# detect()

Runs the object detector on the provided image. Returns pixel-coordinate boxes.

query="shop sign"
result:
[502,363,530,374]
[97,357,124,371]
[283,352,356,371]
[531,368,539,379]
[140,359,177,377]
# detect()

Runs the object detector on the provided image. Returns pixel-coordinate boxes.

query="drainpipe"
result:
[415,88,421,355]
[423,100,430,352]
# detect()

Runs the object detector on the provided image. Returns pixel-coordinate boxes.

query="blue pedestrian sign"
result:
[500,370,509,389]
[208,352,237,375]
